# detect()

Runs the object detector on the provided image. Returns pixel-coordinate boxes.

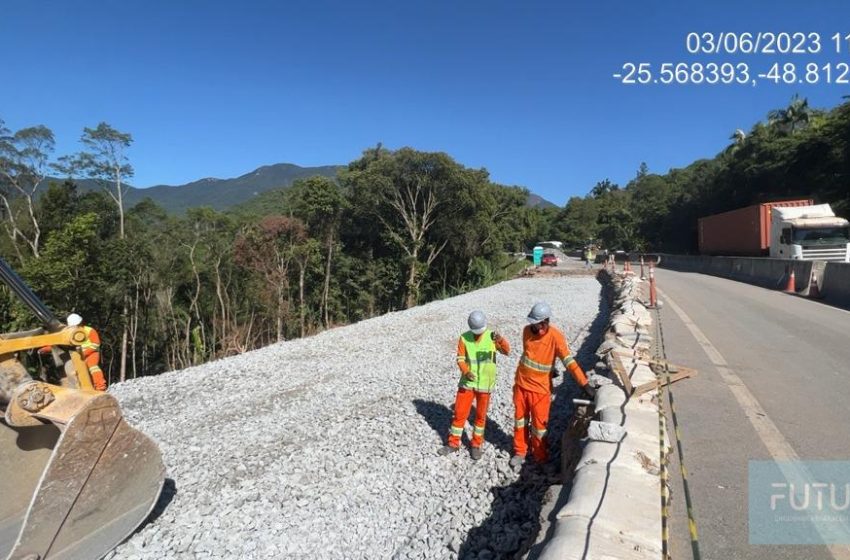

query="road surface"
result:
[654,268,850,559]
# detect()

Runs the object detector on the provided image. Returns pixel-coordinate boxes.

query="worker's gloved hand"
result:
[464,371,476,381]
[491,331,502,343]
[582,384,597,399]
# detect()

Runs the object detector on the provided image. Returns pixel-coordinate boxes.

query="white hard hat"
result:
[526,302,551,324]
[66,313,83,327]
[467,310,487,335]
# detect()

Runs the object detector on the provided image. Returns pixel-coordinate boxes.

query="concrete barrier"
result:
[536,270,664,560]
[659,254,814,294]
[822,262,850,309]
[659,255,850,310]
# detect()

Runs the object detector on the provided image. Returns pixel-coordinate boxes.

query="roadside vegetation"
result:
[0,124,553,380]
[549,95,850,253]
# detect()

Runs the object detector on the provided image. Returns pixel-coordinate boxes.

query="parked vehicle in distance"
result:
[698,200,850,262]
[538,241,564,250]
[542,253,558,266]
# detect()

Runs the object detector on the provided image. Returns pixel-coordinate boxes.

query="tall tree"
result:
[590,179,618,198]
[343,148,464,308]
[66,122,135,381]
[768,94,812,135]
[0,120,56,260]
[74,123,134,239]
[284,176,346,328]
[235,215,307,341]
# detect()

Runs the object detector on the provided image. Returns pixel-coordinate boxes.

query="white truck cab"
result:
[770,204,850,262]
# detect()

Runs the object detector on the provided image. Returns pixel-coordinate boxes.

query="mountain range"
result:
[50,163,556,214]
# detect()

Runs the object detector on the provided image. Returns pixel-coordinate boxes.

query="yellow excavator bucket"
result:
[0,257,166,560]
[0,382,165,560]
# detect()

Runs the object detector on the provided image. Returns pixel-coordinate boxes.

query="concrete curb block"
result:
[537,271,664,560]
[587,420,626,443]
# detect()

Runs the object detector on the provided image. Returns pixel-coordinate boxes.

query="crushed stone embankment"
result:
[108,276,603,560]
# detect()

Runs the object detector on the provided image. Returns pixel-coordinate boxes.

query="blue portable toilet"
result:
[533,246,543,267]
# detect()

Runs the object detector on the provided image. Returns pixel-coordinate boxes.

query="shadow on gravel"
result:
[118,477,177,550]
[459,276,611,560]
[136,477,177,531]
[412,399,512,454]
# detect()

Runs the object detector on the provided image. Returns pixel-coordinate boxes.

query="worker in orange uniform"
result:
[439,310,510,461]
[40,313,106,391]
[510,302,595,468]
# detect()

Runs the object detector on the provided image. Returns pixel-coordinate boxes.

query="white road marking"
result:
[659,287,850,558]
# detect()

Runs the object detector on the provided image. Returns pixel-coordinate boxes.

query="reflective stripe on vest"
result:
[531,427,547,439]
[458,329,497,392]
[80,326,100,352]
[520,353,551,373]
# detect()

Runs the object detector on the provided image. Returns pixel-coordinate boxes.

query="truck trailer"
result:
[698,200,850,262]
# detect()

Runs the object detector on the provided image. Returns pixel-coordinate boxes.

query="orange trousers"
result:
[85,351,107,391]
[513,385,551,462]
[447,388,490,448]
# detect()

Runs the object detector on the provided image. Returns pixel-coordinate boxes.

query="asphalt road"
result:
[654,268,850,560]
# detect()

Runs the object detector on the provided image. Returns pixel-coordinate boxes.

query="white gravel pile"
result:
[107,276,603,560]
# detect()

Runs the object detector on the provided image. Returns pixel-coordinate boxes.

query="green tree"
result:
[71,123,134,239]
[767,94,812,135]
[343,148,466,308]
[284,176,347,327]
[0,119,57,260]
[57,123,136,379]
[556,196,600,248]
[590,178,618,197]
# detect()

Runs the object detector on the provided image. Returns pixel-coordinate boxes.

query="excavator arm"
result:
[0,257,166,560]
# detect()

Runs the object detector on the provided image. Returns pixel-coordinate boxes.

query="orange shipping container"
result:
[698,200,815,256]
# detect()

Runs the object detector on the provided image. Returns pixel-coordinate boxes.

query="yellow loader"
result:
[0,258,165,560]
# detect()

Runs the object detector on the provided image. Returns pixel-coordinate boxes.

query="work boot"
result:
[470,447,483,461]
[509,454,525,468]
[438,445,459,456]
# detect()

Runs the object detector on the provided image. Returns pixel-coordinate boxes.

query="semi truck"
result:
[698,200,850,262]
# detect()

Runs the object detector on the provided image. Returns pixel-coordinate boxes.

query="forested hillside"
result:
[0,121,553,382]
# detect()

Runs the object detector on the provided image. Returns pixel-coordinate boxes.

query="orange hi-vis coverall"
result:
[40,325,106,391]
[447,330,511,449]
[513,324,588,462]
[79,326,106,391]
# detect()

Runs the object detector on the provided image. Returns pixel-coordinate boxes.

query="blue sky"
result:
[2,1,849,204]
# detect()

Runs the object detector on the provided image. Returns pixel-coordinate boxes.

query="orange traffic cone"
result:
[783,267,796,294]
[809,272,823,299]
